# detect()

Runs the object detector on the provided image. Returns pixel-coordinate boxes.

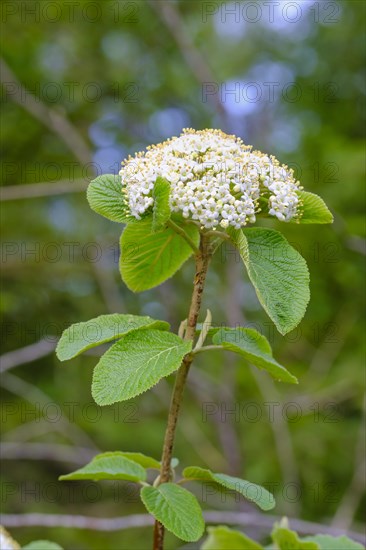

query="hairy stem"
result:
[153,234,211,550]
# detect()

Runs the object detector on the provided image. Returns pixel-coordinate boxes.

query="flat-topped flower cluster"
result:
[119,129,302,229]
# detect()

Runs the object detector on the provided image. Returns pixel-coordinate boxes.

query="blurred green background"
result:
[1,1,365,549]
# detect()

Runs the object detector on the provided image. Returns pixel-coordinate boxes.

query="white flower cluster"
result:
[119,129,302,229]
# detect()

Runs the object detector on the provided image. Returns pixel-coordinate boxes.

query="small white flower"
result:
[119,129,301,229]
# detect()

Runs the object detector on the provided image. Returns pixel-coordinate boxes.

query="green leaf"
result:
[59,452,146,482]
[201,525,263,549]
[303,535,365,549]
[87,174,133,223]
[296,191,333,224]
[140,483,205,542]
[23,542,63,550]
[271,521,320,549]
[115,452,161,470]
[183,466,275,511]
[92,329,192,405]
[229,227,310,335]
[120,217,200,292]
[152,177,171,231]
[212,327,297,384]
[56,314,170,361]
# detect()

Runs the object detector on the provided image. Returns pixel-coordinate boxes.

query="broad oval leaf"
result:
[56,314,170,361]
[296,191,333,224]
[59,452,146,482]
[303,535,365,549]
[201,525,263,550]
[141,483,205,542]
[92,329,192,405]
[87,174,133,223]
[183,466,275,511]
[152,177,171,232]
[80,450,161,470]
[229,227,310,335]
[212,327,297,384]
[113,451,161,470]
[120,217,200,292]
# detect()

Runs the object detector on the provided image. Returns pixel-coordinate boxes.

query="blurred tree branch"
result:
[147,1,228,127]
[0,442,96,464]
[1,512,364,544]
[0,179,88,201]
[1,372,99,450]
[0,340,55,372]
[0,58,93,167]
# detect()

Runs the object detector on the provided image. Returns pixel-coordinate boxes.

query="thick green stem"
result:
[152,235,211,550]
